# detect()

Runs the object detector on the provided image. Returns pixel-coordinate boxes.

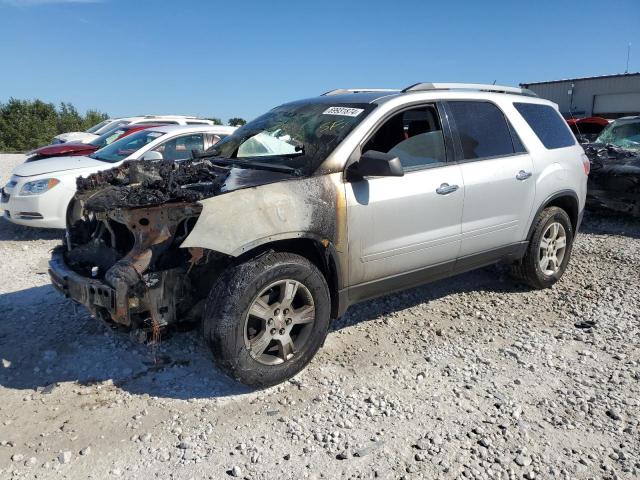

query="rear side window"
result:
[513,103,576,149]
[447,101,519,160]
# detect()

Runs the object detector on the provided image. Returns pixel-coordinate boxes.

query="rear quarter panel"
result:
[498,99,587,236]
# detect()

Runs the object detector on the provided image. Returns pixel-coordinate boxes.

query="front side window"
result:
[447,101,518,160]
[514,102,576,149]
[595,120,640,151]
[209,102,376,175]
[363,105,446,170]
[90,130,165,163]
[152,134,205,161]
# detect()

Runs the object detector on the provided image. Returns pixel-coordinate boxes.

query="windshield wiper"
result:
[195,153,302,176]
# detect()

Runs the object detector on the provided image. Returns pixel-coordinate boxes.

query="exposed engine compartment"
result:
[584,144,640,217]
[61,159,233,334]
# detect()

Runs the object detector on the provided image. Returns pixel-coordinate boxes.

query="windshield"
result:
[208,101,375,174]
[94,120,130,135]
[85,119,111,134]
[88,127,128,148]
[595,120,640,150]
[90,130,165,163]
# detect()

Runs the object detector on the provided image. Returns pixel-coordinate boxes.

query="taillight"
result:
[581,153,590,176]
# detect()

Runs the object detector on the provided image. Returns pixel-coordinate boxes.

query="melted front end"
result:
[50,159,232,334]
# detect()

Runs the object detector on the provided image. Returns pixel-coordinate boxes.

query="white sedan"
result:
[2,125,236,229]
[52,115,217,144]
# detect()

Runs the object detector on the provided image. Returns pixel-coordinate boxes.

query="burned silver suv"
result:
[50,83,588,387]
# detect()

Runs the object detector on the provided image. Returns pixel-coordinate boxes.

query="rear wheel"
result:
[203,252,330,388]
[511,206,574,289]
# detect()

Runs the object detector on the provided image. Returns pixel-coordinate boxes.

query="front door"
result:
[346,104,465,292]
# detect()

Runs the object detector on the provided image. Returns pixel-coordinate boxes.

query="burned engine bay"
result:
[50,154,342,339]
[59,159,239,335]
[584,144,640,217]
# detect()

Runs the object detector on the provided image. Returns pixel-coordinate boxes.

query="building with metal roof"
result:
[520,73,640,119]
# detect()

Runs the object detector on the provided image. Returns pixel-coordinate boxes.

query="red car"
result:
[25,123,171,162]
[566,116,610,143]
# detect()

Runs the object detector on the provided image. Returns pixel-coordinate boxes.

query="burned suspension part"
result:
[101,203,202,326]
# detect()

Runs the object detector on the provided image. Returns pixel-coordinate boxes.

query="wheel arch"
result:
[231,235,344,320]
[527,190,580,241]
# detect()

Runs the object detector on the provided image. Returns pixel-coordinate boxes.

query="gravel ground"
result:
[1,154,639,479]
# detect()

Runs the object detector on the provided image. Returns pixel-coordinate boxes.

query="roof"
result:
[611,115,640,122]
[295,83,538,107]
[147,125,236,135]
[521,72,640,87]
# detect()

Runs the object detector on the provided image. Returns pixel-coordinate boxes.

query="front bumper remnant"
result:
[50,246,118,316]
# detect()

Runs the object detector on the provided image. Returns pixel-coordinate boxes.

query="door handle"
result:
[516,170,532,181]
[436,183,459,195]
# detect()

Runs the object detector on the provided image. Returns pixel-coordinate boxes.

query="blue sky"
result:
[0,0,639,123]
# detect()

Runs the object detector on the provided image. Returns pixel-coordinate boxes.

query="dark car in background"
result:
[583,116,640,217]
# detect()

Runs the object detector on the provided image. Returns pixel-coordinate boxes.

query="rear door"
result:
[444,100,536,258]
[346,103,464,288]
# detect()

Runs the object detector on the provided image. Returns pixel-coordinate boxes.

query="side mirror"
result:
[347,150,404,180]
[141,150,163,161]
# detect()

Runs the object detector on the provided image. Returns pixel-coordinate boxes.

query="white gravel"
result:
[1,153,639,479]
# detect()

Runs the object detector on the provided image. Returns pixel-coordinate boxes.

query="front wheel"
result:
[511,206,574,289]
[203,252,330,388]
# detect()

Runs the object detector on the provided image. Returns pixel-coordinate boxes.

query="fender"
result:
[181,173,347,258]
[526,189,580,240]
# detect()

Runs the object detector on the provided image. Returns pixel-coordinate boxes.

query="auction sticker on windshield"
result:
[322,106,364,117]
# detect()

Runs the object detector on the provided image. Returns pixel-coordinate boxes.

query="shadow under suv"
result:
[49,83,589,387]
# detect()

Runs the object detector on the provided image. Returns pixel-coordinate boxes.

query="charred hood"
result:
[75,159,229,212]
[75,158,296,213]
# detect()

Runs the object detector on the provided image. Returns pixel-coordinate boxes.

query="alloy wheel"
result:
[244,279,315,365]
[538,221,567,276]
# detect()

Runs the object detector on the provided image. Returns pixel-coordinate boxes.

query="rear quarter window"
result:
[513,103,576,149]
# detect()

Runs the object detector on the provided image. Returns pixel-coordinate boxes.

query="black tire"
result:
[511,206,574,289]
[203,252,330,388]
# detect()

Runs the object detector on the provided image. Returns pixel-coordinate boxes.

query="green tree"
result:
[207,117,223,125]
[57,102,84,134]
[0,98,109,152]
[83,109,109,131]
[0,98,58,151]
[228,117,247,126]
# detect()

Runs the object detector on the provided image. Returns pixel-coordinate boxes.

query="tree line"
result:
[0,98,109,152]
[0,98,247,152]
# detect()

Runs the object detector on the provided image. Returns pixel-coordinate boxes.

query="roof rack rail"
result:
[402,82,538,97]
[142,115,201,119]
[321,88,400,96]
